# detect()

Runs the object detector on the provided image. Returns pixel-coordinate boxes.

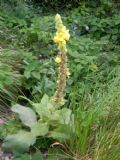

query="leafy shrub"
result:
[19,16,55,54]
[29,0,83,9]
[66,2,120,44]
[23,51,56,99]
[0,0,25,6]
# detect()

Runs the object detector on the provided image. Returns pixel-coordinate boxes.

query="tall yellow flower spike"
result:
[53,14,70,52]
[52,14,70,106]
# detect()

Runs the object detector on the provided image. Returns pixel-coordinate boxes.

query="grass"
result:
[60,71,120,160]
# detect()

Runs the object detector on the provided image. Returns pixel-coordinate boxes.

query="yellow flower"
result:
[53,14,70,53]
[64,30,70,41]
[62,28,70,41]
[59,40,66,48]
[66,68,71,78]
[53,30,70,44]
[55,56,61,63]
[53,33,65,43]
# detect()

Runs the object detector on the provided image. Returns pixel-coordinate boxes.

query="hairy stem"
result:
[53,51,67,105]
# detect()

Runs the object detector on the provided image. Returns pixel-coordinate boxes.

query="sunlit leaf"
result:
[31,122,49,136]
[11,104,37,127]
[2,131,36,152]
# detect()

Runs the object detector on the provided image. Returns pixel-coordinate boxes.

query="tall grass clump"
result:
[66,71,120,160]
[0,49,23,114]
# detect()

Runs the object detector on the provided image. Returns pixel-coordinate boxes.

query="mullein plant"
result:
[52,14,70,106]
[2,14,73,154]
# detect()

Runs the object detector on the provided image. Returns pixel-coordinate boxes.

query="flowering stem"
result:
[52,14,70,106]
[53,51,67,105]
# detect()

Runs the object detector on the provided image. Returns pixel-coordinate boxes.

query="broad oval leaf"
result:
[2,131,36,152]
[11,104,37,127]
[31,122,49,136]
[49,125,72,141]
[33,94,55,119]
[41,94,50,107]
[58,108,72,124]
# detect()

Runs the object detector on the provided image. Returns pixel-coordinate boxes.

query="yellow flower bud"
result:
[55,56,61,63]
[55,14,61,22]
[66,68,71,78]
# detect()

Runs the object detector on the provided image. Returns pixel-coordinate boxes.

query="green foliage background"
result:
[0,0,120,159]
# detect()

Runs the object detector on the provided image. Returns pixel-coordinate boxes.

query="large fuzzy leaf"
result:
[33,94,55,119]
[58,108,72,124]
[11,104,37,127]
[40,94,50,106]
[31,122,49,136]
[49,125,72,141]
[2,131,36,152]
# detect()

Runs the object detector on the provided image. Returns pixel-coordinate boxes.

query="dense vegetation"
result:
[0,0,120,159]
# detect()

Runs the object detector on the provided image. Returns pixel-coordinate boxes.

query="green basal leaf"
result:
[33,96,73,127]
[45,108,72,126]
[11,104,37,127]
[2,131,36,153]
[33,102,53,120]
[33,94,55,119]
[58,108,72,125]
[50,132,69,141]
[49,125,72,141]
[40,94,50,107]
[31,122,49,136]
